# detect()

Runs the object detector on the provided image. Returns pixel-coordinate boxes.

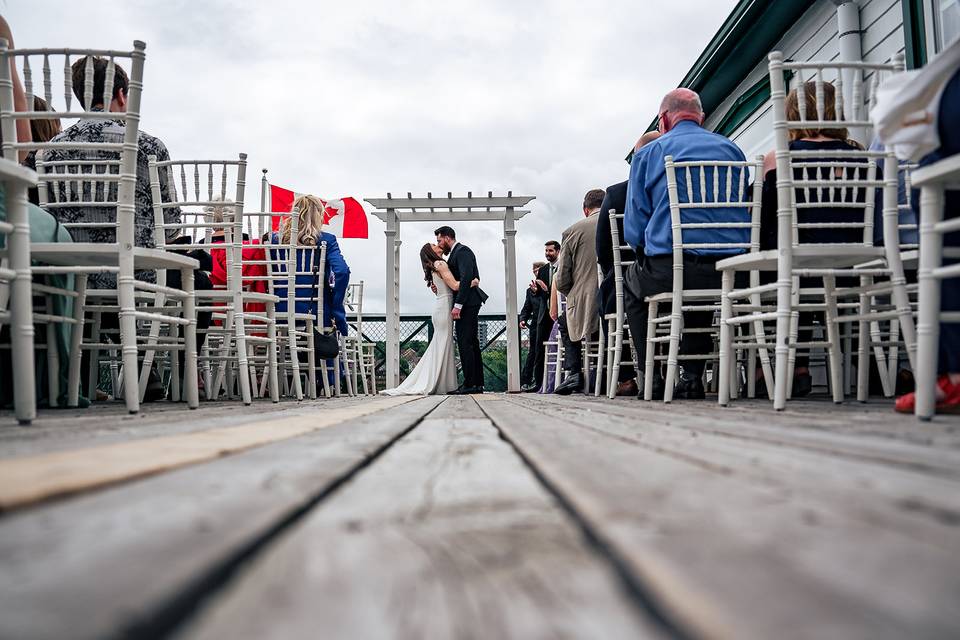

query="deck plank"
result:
[477,394,960,640]
[0,396,443,640]
[180,396,664,640]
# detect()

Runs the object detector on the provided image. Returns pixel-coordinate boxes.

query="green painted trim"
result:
[902,0,928,69]
[713,70,792,138]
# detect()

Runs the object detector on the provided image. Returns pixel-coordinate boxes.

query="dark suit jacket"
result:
[519,287,540,325]
[533,261,556,324]
[448,243,488,307]
[596,180,635,317]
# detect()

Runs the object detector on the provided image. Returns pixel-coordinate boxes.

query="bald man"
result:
[623,88,750,400]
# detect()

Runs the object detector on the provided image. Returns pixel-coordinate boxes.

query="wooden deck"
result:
[0,394,958,639]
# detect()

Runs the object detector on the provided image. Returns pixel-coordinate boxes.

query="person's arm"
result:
[436,261,460,290]
[549,278,559,321]
[624,145,656,253]
[519,290,534,327]
[554,231,576,297]
[452,248,478,308]
[0,17,33,160]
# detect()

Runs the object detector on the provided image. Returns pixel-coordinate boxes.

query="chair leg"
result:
[773,275,793,411]
[67,275,87,408]
[719,270,733,407]
[7,185,35,424]
[916,185,943,421]
[87,311,102,403]
[306,324,318,400]
[181,268,199,409]
[856,284,871,403]
[643,301,657,401]
[267,306,280,403]
[663,300,683,404]
[822,276,845,404]
[118,270,140,414]
[594,328,605,396]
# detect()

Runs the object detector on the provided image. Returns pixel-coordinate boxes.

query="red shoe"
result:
[895,375,960,414]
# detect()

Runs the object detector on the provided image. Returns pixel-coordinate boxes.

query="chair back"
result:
[609,210,632,319]
[0,41,146,248]
[345,280,364,335]
[768,52,904,254]
[664,155,763,297]
[148,155,247,291]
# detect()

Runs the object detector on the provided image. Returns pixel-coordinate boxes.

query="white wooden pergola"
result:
[365,192,536,392]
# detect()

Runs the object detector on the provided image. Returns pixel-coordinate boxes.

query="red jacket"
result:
[209,237,270,326]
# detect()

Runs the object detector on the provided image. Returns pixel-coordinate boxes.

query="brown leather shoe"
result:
[616,379,638,396]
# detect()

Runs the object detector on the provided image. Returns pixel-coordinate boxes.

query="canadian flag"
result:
[268,183,368,239]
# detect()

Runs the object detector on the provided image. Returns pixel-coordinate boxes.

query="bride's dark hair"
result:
[419,243,439,286]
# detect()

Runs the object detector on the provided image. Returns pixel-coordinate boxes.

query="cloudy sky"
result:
[7,0,735,313]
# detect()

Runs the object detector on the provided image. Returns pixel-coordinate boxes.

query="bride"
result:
[381,243,479,396]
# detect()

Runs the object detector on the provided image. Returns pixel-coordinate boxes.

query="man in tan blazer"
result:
[553,189,604,395]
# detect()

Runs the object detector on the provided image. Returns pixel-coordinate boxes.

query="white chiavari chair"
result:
[643,155,763,404]
[912,155,960,420]
[344,281,374,395]
[0,40,200,413]
[718,52,906,410]
[148,154,279,404]
[0,158,39,423]
[604,210,639,399]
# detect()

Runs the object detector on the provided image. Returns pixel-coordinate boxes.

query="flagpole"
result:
[260,168,270,239]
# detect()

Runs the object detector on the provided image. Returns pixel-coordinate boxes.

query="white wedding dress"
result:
[381,272,458,395]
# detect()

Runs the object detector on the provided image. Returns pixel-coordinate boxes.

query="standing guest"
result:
[271,194,351,337]
[523,240,560,392]
[553,189,604,395]
[624,88,749,400]
[519,260,546,388]
[596,131,662,395]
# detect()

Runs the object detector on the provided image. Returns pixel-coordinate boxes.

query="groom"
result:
[435,226,488,393]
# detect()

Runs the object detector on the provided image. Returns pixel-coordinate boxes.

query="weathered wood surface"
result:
[477,394,960,640]
[180,396,662,640]
[0,396,415,511]
[0,396,444,640]
[0,396,368,460]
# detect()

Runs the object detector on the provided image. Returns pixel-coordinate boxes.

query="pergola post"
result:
[503,205,521,392]
[383,206,401,389]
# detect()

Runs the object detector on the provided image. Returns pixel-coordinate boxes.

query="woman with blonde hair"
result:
[270,194,351,336]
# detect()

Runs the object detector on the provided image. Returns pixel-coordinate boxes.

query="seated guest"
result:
[623,88,749,400]
[270,194,351,336]
[519,260,546,388]
[23,97,61,206]
[554,188,604,395]
[896,64,960,414]
[758,81,877,396]
[525,240,560,392]
[596,131,661,395]
[205,202,270,326]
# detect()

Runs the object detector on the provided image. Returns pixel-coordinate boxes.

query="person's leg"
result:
[454,314,474,389]
[521,325,537,385]
[534,317,552,386]
[459,305,483,389]
[624,257,672,378]
[678,260,722,378]
[558,313,583,374]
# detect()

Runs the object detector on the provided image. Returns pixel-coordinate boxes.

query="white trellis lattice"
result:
[364,192,536,392]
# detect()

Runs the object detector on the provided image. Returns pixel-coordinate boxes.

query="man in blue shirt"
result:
[623,88,749,400]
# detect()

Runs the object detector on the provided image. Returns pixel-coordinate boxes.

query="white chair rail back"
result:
[0,40,146,249]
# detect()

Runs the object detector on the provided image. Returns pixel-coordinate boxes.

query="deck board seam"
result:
[473,396,700,640]
[106,396,446,640]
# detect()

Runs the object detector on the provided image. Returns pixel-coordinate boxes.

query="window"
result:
[935,0,960,50]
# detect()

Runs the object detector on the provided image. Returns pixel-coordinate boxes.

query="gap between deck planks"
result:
[0,395,417,512]
[477,394,960,640]
[0,396,446,640]
[177,396,666,640]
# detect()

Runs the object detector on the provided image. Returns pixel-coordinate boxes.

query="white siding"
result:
[704,0,907,159]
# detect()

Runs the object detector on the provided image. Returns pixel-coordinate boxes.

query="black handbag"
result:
[309,242,340,360]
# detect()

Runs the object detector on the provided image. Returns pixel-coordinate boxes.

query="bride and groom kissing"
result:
[381,226,488,396]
